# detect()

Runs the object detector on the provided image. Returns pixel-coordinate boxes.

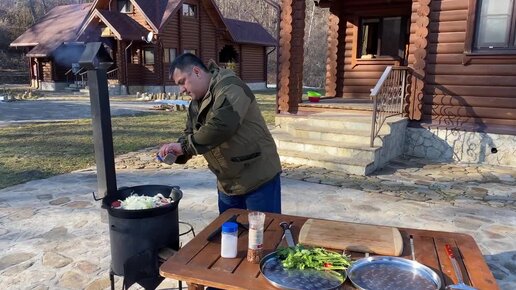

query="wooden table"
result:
[160,209,498,290]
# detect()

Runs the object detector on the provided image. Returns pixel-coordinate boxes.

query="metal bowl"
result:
[260,251,346,290]
[348,256,441,290]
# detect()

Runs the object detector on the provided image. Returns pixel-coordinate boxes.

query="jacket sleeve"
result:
[175,104,195,164]
[184,84,251,155]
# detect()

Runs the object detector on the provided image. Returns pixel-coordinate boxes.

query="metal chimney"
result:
[79,42,116,199]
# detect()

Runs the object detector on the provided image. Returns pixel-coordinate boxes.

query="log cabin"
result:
[10,0,276,94]
[274,0,515,172]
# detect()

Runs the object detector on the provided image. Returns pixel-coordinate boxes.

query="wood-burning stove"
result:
[79,42,182,290]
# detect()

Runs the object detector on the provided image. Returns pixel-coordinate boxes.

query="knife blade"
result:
[280,221,295,247]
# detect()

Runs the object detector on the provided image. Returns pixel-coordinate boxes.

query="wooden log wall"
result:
[199,4,217,65]
[161,8,181,85]
[414,0,516,131]
[241,45,265,82]
[41,60,52,82]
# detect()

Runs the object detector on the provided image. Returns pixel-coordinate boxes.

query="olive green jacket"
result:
[176,63,281,195]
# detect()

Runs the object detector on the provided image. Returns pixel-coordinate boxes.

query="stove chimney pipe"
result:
[79,42,116,199]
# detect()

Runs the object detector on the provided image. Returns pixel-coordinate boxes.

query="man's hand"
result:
[158,143,184,158]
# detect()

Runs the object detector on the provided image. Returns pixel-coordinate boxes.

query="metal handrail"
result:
[107,68,119,80]
[370,66,408,147]
[64,68,74,83]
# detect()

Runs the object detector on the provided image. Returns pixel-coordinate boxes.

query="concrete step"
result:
[289,122,387,146]
[273,131,379,160]
[64,87,79,92]
[278,149,375,175]
[276,111,393,134]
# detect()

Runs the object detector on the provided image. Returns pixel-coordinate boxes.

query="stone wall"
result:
[405,127,516,167]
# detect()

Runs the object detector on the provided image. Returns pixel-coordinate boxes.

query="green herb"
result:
[277,245,352,282]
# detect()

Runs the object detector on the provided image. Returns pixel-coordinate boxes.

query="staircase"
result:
[272,110,407,175]
[63,81,86,93]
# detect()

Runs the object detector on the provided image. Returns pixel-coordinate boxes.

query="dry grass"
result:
[0,91,277,189]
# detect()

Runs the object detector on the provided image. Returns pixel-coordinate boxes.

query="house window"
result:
[359,17,406,59]
[143,48,155,65]
[127,47,139,64]
[474,0,516,50]
[117,0,133,13]
[182,4,197,17]
[183,49,196,55]
[163,48,177,63]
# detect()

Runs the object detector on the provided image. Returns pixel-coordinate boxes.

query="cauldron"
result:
[102,185,182,283]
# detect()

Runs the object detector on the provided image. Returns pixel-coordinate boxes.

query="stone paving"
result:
[1,148,515,290]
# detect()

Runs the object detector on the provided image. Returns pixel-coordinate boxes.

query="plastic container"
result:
[156,153,177,165]
[247,211,266,263]
[221,222,238,258]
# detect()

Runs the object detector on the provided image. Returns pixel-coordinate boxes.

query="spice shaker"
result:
[247,211,265,263]
[156,152,177,165]
[221,222,238,258]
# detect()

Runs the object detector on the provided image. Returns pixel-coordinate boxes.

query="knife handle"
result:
[445,244,465,284]
[445,244,455,259]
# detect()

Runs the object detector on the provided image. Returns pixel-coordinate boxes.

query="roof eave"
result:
[130,0,159,33]
[10,43,39,47]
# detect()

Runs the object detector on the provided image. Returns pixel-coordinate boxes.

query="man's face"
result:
[172,66,209,101]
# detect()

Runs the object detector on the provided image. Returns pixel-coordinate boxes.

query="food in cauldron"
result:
[111,193,173,210]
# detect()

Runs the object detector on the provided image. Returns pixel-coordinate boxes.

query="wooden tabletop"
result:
[160,209,499,290]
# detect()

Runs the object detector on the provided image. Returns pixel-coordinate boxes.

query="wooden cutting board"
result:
[298,218,403,256]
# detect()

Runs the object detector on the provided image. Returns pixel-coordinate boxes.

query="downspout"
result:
[124,40,134,92]
[266,46,276,88]
[158,37,166,93]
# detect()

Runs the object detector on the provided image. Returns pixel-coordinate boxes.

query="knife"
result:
[280,221,295,247]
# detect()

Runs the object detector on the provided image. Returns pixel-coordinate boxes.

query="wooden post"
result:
[277,0,306,114]
[325,13,339,98]
[407,0,430,120]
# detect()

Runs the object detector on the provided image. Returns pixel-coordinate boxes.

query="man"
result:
[158,53,282,214]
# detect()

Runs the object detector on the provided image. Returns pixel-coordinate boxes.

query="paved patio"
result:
[0,150,515,290]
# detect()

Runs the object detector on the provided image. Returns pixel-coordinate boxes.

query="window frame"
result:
[465,0,516,56]
[182,3,197,18]
[117,0,133,13]
[357,16,406,60]
[163,48,177,63]
[183,49,197,55]
[143,47,155,65]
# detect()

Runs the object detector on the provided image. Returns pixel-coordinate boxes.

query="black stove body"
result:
[80,42,181,290]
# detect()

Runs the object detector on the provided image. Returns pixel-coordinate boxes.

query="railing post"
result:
[370,95,378,147]
[400,69,406,115]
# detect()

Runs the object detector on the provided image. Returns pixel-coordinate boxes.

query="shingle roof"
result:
[224,18,277,46]
[10,4,91,56]
[96,9,149,40]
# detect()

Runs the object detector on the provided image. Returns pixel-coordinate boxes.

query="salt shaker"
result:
[221,222,238,258]
[156,152,177,165]
[247,211,265,263]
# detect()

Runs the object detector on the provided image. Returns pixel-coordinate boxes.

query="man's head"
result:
[169,53,211,100]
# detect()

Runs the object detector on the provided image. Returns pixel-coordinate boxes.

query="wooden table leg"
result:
[187,283,204,290]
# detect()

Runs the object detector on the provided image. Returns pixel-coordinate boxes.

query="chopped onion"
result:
[112,193,172,210]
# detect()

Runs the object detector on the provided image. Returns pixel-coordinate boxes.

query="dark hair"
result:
[169,53,208,78]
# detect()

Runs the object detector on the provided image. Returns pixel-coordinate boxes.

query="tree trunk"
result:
[27,0,37,24]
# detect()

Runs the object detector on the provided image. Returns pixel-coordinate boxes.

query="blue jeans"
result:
[217,173,281,214]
